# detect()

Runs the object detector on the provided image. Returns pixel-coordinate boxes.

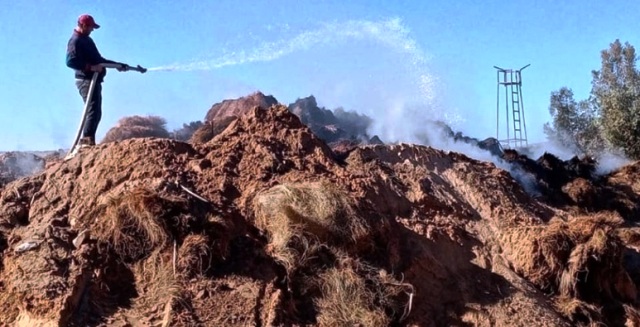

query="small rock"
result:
[14,240,42,253]
[73,229,90,248]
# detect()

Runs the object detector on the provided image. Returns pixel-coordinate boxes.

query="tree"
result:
[544,87,604,154]
[591,39,640,158]
[102,115,170,143]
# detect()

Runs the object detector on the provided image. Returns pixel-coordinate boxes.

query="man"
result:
[66,14,127,147]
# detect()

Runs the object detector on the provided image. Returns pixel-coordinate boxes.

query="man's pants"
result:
[75,79,102,143]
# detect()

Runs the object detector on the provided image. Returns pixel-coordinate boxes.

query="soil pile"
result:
[502,149,640,219]
[287,95,372,144]
[204,91,278,123]
[196,93,376,147]
[1,104,640,326]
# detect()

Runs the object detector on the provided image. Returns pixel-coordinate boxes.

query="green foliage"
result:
[591,40,640,159]
[546,39,640,159]
[544,88,604,154]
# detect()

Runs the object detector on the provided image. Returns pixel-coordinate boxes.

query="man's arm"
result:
[100,58,121,65]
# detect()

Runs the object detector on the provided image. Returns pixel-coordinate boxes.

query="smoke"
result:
[521,135,632,176]
[595,151,632,175]
[0,152,47,186]
[333,108,373,139]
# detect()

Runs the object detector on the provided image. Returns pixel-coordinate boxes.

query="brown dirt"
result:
[204,91,278,123]
[1,104,640,326]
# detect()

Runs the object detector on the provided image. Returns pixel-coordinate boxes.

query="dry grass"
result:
[177,234,212,278]
[253,182,411,324]
[314,257,413,327]
[315,266,390,327]
[624,304,640,327]
[131,249,182,326]
[503,213,637,324]
[617,227,640,246]
[553,296,603,326]
[505,213,626,292]
[253,182,371,271]
[559,228,622,299]
[503,222,572,291]
[91,187,170,261]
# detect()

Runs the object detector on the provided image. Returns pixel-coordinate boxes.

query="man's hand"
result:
[116,63,129,72]
[90,64,104,72]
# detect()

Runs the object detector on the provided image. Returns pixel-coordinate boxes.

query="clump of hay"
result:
[253,182,371,271]
[502,222,572,291]
[561,177,598,209]
[559,228,626,300]
[177,234,212,278]
[90,187,171,261]
[503,213,637,324]
[131,249,182,326]
[314,258,413,327]
[553,296,603,324]
[315,267,389,327]
[624,304,640,326]
[253,182,412,324]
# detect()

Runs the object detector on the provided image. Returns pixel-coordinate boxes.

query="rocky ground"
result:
[1,97,640,326]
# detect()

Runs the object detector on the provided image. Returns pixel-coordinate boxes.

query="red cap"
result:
[78,14,100,29]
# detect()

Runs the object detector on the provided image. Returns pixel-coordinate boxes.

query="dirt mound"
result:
[102,115,170,143]
[204,91,279,123]
[288,95,373,144]
[200,93,375,146]
[1,104,640,326]
[502,151,597,204]
[503,149,640,220]
[189,115,238,145]
[502,213,636,326]
[603,161,640,220]
[288,96,358,143]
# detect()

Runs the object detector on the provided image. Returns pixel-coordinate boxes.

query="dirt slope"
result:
[204,91,279,123]
[1,105,640,326]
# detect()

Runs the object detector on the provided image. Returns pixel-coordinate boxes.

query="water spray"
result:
[146,18,430,82]
[143,18,455,141]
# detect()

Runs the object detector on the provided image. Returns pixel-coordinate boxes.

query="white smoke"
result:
[0,152,48,186]
[595,151,632,175]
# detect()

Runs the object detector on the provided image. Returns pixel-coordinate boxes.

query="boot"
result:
[78,136,95,147]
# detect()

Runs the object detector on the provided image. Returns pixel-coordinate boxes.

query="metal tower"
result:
[494,64,530,149]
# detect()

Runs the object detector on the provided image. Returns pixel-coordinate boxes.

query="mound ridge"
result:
[204,91,279,123]
[0,104,640,326]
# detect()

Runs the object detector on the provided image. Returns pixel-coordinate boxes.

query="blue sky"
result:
[1,1,638,151]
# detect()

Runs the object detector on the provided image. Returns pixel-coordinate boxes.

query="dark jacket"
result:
[66,30,119,82]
